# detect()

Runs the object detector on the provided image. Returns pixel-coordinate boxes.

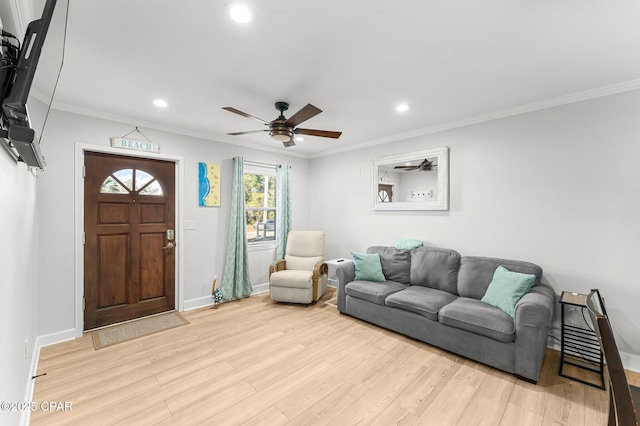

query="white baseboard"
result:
[252,283,269,295]
[36,328,76,348]
[183,295,216,311]
[183,284,270,311]
[21,329,76,425]
[20,345,40,426]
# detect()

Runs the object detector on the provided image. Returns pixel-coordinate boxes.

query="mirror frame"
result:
[372,146,449,211]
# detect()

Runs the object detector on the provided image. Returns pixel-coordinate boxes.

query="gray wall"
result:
[310,89,640,369]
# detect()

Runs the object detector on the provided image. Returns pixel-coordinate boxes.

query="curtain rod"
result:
[243,159,278,168]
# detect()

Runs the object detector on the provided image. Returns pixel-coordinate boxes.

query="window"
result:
[244,166,276,244]
[100,168,163,195]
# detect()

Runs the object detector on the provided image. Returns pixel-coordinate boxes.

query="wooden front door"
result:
[84,152,176,330]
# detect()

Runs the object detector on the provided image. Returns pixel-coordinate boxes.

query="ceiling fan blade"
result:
[222,107,270,125]
[227,130,269,136]
[295,128,342,139]
[283,140,296,148]
[285,104,322,127]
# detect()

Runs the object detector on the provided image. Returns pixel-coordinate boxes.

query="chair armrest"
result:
[269,259,286,277]
[311,261,328,301]
[313,261,328,279]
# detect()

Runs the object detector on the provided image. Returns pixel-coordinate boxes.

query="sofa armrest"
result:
[514,283,556,382]
[515,284,555,327]
[336,261,355,312]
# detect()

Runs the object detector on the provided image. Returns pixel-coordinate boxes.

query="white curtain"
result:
[221,157,252,300]
[275,164,292,259]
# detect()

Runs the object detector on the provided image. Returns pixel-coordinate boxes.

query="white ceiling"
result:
[29,0,640,157]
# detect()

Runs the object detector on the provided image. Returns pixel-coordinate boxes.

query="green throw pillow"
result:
[481,265,536,317]
[351,252,386,282]
[395,238,424,250]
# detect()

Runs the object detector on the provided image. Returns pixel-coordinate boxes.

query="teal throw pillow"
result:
[351,252,386,282]
[481,265,536,317]
[396,238,424,250]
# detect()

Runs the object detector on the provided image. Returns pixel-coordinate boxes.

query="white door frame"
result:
[74,143,185,337]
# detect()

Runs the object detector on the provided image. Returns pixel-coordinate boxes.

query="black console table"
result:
[559,291,605,389]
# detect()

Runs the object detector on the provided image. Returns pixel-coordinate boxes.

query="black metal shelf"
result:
[559,291,605,389]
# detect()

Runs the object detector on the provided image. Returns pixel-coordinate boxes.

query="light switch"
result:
[183,220,197,230]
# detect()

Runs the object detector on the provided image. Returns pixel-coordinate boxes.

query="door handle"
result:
[163,242,175,250]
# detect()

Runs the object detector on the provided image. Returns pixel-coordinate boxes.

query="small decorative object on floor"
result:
[211,275,223,309]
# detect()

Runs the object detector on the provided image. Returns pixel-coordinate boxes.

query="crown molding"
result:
[310,79,640,159]
[51,100,312,159]
[51,79,640,161]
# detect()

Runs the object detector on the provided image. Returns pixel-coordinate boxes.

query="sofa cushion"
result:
[385,286,457,321]
[481,266,536,316]
[352,252,386,282]
[457,256,543,300]
[410,246,461,294]
[367,246,411,285]
[345,280,407,306]
[438,298,515,343]
[395,238,424,250]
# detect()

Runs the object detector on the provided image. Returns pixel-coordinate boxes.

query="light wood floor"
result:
[31,289,638,425]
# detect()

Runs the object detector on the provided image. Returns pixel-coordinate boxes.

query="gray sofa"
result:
[336,246,556,383]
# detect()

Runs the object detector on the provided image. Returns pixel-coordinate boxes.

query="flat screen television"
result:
[0,0,69,170]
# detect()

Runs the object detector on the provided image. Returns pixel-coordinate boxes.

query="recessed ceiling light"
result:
[153,99,168,108]
[396,103,410,112]
[228,3,254,23]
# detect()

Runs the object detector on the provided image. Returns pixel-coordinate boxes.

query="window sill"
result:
[248,242,276,252]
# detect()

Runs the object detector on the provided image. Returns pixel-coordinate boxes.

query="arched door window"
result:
[100,168,163,195]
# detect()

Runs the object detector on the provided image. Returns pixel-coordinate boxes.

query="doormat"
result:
[91,312,189,350]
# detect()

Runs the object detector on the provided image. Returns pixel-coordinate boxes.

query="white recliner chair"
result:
[269,230,328,304]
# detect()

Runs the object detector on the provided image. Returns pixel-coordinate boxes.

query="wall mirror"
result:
[372,146,449,211]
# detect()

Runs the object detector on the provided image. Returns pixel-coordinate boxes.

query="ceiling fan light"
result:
[270,128,293,142]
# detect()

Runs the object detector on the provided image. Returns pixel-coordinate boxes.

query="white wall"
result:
[0,153,39,426]
[0,5,39,425]
[310,89,640,369]
[35,110,311,336]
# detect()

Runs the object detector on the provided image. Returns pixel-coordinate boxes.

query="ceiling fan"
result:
[394,159,436,172]
[222,102,342,148]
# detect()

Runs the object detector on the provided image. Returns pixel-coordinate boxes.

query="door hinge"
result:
[82,165,86,178]
[82,297,85,311]
[82,232,86,245]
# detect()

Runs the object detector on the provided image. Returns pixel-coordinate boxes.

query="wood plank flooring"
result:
[30,289,635,425]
